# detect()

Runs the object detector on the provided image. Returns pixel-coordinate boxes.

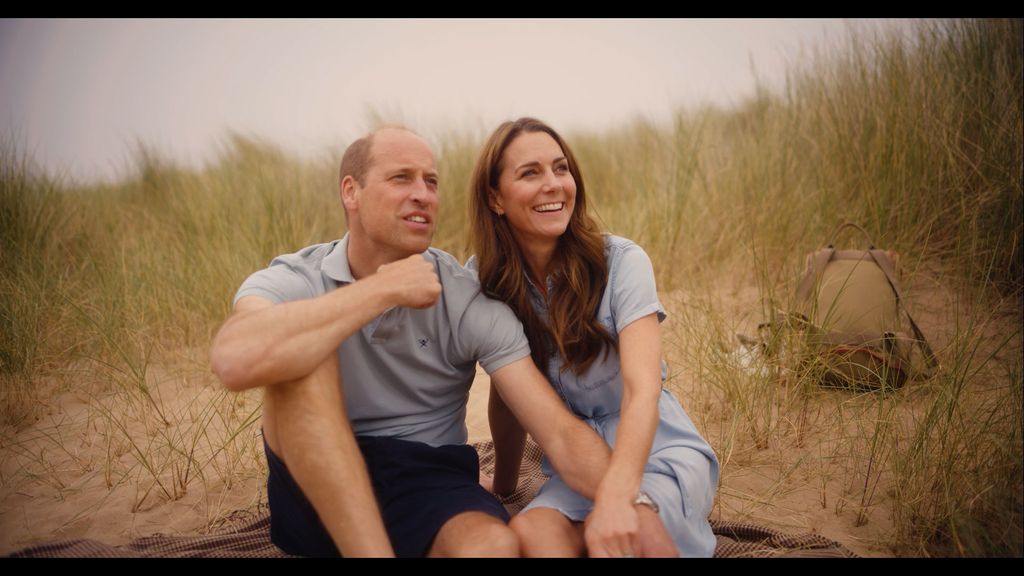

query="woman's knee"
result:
[636,506,678,557]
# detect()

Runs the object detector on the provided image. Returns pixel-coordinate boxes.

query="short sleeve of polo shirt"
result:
[233,255,318,306]
[610,240,667,332]
[459,293,531,375]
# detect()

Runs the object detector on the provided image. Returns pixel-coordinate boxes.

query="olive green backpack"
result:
[776,223,939,390]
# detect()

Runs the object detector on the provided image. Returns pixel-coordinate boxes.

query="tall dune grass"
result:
[1,19,1020,556]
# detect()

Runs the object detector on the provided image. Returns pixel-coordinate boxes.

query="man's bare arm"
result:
[211,254,441,391]
[490,357,611,499]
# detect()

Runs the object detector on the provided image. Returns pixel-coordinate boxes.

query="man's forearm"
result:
[489,357,612,501]
[544,416,612,500]
[212,278,392,391]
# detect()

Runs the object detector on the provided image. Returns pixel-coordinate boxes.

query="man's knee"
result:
[263,357,348,457]
[430,512,519,557]
[466,521,519,557]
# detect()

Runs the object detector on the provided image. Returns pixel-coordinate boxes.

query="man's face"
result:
[347,129,439,258]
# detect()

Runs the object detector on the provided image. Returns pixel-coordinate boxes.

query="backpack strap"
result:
[866,249,940,372]
[830,222,876,248]
[798,221,874,304]
[796,247,836,303]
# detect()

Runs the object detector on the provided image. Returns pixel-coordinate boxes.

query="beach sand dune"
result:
[1,274,1019,557]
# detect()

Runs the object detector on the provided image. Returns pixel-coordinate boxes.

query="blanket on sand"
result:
[9,440,857,558]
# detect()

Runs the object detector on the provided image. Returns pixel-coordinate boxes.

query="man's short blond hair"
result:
[338,125,419,224]
[339,125,418,187]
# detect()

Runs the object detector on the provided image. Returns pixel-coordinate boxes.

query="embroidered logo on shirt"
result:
[418,338,430,349]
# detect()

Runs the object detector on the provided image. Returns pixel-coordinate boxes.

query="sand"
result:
[1,267,1019,557]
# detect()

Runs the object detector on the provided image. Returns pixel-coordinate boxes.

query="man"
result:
[210,127,614,557]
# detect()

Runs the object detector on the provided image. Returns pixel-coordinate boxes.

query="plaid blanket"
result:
[9,440,856,558]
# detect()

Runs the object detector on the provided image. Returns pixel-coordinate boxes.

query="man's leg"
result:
[263,354,393,556]
[509,507,585,557]
[427,511,520,557]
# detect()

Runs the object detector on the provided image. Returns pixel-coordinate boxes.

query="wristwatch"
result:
[634,490,659,513]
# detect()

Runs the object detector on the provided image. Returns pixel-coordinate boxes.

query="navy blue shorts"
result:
[264,434,510,557]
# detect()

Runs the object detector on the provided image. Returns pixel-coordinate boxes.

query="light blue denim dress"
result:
[520,235,720,557]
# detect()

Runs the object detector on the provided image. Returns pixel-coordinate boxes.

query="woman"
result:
[469,118,719,557]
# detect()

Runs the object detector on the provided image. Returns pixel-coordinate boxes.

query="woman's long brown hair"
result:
[470,118,615,376]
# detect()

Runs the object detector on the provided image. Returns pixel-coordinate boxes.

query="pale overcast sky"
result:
[0,18,914,184]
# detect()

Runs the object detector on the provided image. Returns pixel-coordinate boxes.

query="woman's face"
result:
[493,131,578,252]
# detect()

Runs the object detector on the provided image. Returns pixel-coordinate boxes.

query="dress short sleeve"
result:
[609,240,666,333]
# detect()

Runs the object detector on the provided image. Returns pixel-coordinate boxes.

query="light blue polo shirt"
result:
[234,234,531,447]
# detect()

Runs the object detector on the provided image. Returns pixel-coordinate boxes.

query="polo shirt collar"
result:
[322,234,355,284]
